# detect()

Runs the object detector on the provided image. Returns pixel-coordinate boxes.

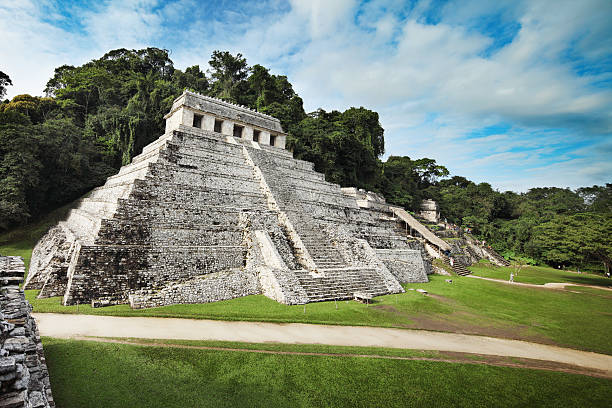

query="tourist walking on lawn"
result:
[509,272,514,283]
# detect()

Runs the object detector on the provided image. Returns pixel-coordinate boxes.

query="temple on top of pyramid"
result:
[25,90,436,309]
[164,91,287,149]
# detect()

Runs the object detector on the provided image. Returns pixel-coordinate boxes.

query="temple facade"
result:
[164,91,287,149]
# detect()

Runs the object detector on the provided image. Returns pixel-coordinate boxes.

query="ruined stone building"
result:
[25,91,434,308]
[420,199,440,223]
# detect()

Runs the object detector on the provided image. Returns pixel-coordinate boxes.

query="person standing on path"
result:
[509,272,514,283]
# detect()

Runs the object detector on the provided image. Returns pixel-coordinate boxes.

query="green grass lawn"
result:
[469,262,612,287]
[42,337,611,408]
[0,223,43,274]
[564,286,612,297]
[28,272,612,355]
[115,338,457,358]
[0,200,76,272]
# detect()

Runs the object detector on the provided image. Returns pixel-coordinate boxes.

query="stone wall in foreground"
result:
[0,256,54,408]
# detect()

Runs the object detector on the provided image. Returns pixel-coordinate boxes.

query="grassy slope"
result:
[0,200,75,272]
[29,273,612,355]
[43,338,611,408]
[469,262,611,287]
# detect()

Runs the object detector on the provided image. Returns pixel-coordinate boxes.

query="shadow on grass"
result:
[42,337,612,408]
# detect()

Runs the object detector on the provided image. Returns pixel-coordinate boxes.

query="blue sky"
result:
[1,0,611,192]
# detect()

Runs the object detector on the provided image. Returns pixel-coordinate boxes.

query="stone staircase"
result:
[485,246,511,266]
[293,268,389,302]
[298,232,346,269]
[390,207,451,252]
[286,213,347,270]
[452,262,471,276]
[245,147,352,272]
[441,255,471,276]
[244,144,401,299]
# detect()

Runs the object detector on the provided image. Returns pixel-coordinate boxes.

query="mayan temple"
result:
[25,91,434,308]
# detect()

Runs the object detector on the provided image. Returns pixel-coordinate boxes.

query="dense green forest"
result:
[0,48,610,273]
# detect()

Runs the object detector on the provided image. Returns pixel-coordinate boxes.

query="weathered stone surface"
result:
[0,356,16,374]
[28,391,46,408]
[25,226,74,294]
[420,199,440,223]
[375,249,429,282]
[0,390,27,408]
[2,338,26,354]
[0,257,54,408]
[26,91,437,308]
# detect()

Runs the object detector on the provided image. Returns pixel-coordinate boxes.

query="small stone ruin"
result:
[0,256,54,408]
[420,199,440,223]
[25,91,434,308]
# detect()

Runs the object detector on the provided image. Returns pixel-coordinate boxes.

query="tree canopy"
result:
[0,48,609,274]
[0,71,12,100]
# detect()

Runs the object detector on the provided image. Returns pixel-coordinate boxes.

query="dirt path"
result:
[467,275,612,292]
[34,313,612,375]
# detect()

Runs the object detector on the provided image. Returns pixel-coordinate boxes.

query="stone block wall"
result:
[0,256,54,408]
[447,240,477,266]
[128,268,260,309]
[375,249,429,282]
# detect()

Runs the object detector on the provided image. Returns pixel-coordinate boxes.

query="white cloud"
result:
[289,0,356,38]
[0,0,169,98]
[1,0,610,190]
[0,1,88,97]
[248,0,611,190]
[81,0,163,50]
[283,1,612,134]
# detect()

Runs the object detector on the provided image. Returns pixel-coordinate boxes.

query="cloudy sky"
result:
[1,0,611,192]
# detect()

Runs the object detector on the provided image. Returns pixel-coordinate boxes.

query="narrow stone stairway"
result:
[441,255,472,276]
[292,268,388,302]
[284,211,347,270]
[485,246,511,266]
[298,231,346,269]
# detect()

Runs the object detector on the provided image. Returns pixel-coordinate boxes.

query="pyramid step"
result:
[131,146,166,164]
[161,144,251,166]
[293,267,388,303]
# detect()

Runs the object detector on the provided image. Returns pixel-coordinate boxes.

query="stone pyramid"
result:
[25,91,429,308]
